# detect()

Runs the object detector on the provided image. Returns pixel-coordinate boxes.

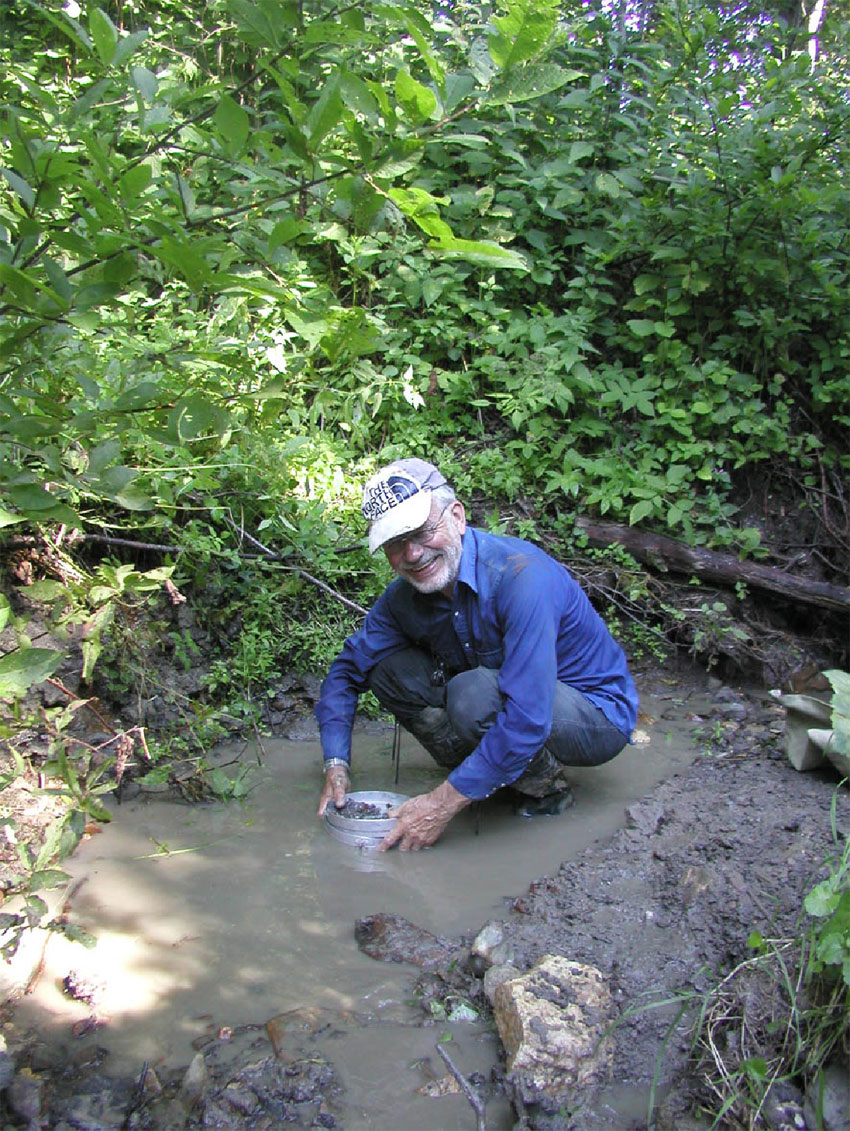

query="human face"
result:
[383,497,466,596]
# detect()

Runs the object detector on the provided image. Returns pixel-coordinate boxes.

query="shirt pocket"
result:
[476,645,504,670]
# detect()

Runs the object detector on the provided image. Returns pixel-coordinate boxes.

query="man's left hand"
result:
[379,780,471,851]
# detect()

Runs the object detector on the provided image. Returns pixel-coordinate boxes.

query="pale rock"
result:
[483,962,520,1005]
[493,955,615,1104]
[804,1059,850,1131]
[471,920,514,968]
[179,1052,209,1110]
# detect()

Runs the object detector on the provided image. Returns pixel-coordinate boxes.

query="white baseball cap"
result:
[361,458,448,554]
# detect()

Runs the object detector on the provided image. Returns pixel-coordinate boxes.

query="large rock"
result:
[493,955,616,1106]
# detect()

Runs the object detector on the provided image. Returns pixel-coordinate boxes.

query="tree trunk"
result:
[575,518,850,612]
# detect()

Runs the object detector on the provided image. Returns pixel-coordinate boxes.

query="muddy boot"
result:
[511,747,574,817]
[402,706,471,770]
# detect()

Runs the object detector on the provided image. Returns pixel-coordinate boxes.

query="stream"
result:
[12,680,709,1128]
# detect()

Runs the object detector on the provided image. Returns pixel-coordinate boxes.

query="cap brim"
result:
[368,489,432,554]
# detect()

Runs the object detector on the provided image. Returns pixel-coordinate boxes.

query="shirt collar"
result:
[457,527,479,595]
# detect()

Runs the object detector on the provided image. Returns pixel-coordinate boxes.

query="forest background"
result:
[0,0,848,922]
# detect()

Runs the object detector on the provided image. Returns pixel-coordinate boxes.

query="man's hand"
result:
[379,780,471,851]
[317,764,350,816]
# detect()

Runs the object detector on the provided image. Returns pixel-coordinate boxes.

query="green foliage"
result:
[804,705,850,987]
[823,669,850,761]
[1,0,846,575]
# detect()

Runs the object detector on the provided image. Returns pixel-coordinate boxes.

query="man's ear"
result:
[452,500,467,534]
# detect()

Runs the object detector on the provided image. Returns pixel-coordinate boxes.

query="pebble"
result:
[6,1071,42,1122]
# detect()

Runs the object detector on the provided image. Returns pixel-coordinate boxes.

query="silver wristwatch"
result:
[323,758,349,771]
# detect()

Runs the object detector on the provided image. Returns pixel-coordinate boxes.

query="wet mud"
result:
[2,667,848,1128]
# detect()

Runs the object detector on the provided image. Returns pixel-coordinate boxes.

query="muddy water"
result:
[16,684,708,1128]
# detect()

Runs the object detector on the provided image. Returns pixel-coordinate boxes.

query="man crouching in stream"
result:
[315,458,638,851]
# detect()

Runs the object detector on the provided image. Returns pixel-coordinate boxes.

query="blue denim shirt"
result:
[315,527,638,800]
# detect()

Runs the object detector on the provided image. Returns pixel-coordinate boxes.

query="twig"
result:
[436,1043,487,1131]
[45,679,118,734]
[4,524,369,617]
[223,513,369,616]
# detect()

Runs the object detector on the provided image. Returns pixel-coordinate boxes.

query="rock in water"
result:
[354,913,459,973]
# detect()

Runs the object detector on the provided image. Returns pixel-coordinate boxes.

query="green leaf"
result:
[131,65,159,102]
[484,63,577,106]
[28,869,70,891]
[805,879,838,918]
[4,484,77,521]
[88,439,122,473]
[634,274,660,295]
[25,581,68,602]
[629,499,654,525]
[0,168,35,211]
[595,172,620,197]
[340,72,379,123]
[488,0,558,69]
[89,8,118,65]
[114,485,155,511]
[568,141,594,164]
[430,237,529,270]
[114,28,149,66]
[42,257,73,306]
[0,263,39,309]
[395,70,437,126]
[214,95,250,152]
[230,0,283,47]
[0,508,25,529]
[389,186,453,241]
[169,393,231,444]
[74,281,121,311]
[627,319,657,338]
[115,381,161,411]
[120,163,153,200]
[53,922,97,948]
[269,218,310,250]
[306,73,343,148]
[0,648,63,700]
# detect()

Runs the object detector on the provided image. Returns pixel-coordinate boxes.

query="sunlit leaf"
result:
[488,0,558,69]
[0,649,63,700]
[484,64,580,106]
[395,70,437,125]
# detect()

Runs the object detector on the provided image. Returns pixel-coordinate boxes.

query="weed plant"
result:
[689,775,849,1130]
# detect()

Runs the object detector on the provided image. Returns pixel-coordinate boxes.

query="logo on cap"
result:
[362,474,422,522]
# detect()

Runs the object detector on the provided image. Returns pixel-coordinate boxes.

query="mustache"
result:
[405,553,439,570]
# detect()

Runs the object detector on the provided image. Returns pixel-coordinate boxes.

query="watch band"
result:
[323,758,349,771]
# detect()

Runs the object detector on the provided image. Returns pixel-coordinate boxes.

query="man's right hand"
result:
[317,764,350,816]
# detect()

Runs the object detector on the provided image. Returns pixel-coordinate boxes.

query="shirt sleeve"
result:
[313,589,408,764]
[448,556,564,799]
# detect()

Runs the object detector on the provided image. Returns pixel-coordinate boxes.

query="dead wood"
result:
[575,518,850,613]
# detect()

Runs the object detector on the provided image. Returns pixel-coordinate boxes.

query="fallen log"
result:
[575,518,850,613]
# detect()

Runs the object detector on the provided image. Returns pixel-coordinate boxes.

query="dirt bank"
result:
[468,743,849,1128]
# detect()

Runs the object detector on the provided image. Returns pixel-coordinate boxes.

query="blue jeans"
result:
[368,648,628,796]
